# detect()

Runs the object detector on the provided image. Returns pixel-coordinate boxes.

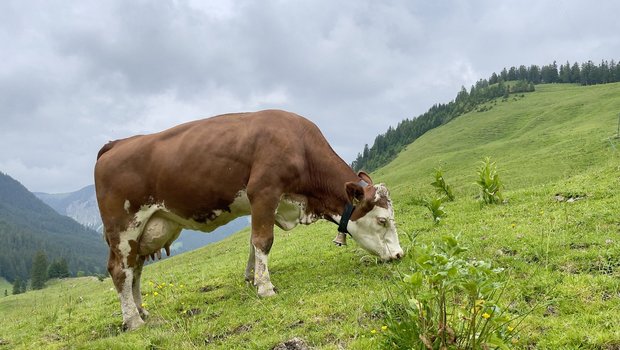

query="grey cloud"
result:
[1,0,619,192]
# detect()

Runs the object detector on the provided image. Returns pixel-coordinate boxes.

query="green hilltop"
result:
[1,83,619,349]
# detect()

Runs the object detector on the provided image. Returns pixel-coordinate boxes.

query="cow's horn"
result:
[332,232,347,246]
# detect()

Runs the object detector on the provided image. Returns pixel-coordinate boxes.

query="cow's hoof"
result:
[122,316,145,331]
[138,307,150,320]
[257,284,277,297]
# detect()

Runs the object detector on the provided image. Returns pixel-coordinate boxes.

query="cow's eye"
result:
[377,217,388,226]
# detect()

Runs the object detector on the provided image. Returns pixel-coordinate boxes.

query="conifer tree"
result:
[12,277,23,295]
[30,251,48,290]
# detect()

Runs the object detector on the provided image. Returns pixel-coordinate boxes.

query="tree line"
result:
[0,172,107,283]
[9,250,70,295]
[352,59,620,172]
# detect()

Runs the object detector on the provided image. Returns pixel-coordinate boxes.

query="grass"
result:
[1,83,619,349]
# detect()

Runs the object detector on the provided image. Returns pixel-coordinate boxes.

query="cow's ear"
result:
[345,181,365,205]
[357,171,373,185]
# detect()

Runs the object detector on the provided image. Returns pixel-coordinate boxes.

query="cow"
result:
[94,109,404,330]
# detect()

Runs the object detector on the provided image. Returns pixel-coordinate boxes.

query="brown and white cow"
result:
[94,109,403,330]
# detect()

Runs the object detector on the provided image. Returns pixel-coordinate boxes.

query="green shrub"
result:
[430,168,455,202]
[476,157,504,204]
[411,197,446,225]
[382,236,519,349]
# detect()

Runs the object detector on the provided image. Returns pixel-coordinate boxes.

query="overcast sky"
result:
[1,0,619,193]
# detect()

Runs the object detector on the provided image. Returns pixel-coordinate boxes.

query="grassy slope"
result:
[0,83,619,349]
[0,277,11,296]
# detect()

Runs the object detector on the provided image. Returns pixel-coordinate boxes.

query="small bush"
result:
[411,197,446,225]
[430,168,455,202]
[382,236,520,349]
[476,157,504,204]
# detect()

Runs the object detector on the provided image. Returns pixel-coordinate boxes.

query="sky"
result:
[1,0,619,193]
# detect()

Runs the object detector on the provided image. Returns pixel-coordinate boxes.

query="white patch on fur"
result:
[118,190,252,264]
[274,194,318,230]
[124,199,131,214]
[347,197,403,261]
[118,268,143,328]
[253,245,275,297]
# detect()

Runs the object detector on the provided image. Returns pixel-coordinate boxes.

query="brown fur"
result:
[94,109,385,329]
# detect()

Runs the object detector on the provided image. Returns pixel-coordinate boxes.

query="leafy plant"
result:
[382,235,520,349]
[476,157,504,204]
[430,168,455,202]
[425,197,446,225]
[411,197,446,225]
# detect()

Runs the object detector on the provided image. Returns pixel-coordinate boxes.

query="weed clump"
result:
[476,157,504,204]
[430,168,455,202]
[381,236,521,349]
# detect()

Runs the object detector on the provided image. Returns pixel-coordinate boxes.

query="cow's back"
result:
[95,110,327,226]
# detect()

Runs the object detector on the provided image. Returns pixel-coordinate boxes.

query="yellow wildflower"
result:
[169,283,174,287]
[482,313,491,319]
[370,329,377,334]
[381,325,387,331]
[180,284,185,288]
[511,223,516,228]
[153,291,159,297]
[141,303,147,308]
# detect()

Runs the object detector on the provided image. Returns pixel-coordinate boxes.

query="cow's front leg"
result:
[245,237,256,284]
[248,189,278,297]
[253,243,276,297]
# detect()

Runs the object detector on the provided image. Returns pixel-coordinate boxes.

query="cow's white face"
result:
[346,183,403,261]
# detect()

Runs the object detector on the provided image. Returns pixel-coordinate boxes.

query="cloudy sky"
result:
[1,0,619,193]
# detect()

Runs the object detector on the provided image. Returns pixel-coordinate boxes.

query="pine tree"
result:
[570,62,581,83]
[58,258,69,278]
[30,250,48,290]
[12,277,23,295]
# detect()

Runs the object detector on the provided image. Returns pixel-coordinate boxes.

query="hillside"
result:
[375,83,619,195]
[0,173,107,281]
[34,185,103,232]
[0,83,619,349]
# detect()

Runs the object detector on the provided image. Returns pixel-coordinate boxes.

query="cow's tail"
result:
[96,140,120,160]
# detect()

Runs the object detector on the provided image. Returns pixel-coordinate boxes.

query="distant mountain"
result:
[0,172,107,282]
[36,185,249,257]
[34,185,102,232]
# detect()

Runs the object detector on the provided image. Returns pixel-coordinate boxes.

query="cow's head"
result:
[343,172,404,261]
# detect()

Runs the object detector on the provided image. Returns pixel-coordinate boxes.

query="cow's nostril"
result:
[395,252,403,259]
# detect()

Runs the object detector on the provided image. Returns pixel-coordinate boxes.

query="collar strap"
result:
[338,202,355,235]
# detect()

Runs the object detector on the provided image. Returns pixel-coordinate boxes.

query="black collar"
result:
[338,202,355,236]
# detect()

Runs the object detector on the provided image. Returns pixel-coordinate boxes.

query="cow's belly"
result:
[134,190,251,257]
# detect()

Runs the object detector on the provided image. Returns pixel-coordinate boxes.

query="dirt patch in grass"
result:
[272,337,310,350]
[204,323,253,345]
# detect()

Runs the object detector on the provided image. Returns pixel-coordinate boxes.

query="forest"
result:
[0,172,107,283]
[352,59,620,172]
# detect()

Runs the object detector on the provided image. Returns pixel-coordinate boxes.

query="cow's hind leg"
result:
[108,237,144,330]
[133,255,148,319]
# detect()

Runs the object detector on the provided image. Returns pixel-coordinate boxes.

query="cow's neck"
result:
[306,153,359,221]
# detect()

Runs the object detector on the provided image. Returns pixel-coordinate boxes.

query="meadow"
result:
[1,83,619,349]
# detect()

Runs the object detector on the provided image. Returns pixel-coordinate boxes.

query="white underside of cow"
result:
[123,190,318,259]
